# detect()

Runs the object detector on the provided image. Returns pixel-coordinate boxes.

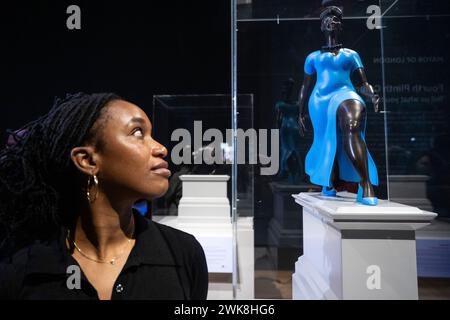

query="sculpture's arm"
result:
[297,73,314,136]
[354,67,380,113]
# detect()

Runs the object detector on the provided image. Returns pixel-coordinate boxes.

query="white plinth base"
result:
[178,175,231,224]
[292,192,437,300]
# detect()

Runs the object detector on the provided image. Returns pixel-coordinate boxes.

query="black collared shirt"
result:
[0,211,208,300]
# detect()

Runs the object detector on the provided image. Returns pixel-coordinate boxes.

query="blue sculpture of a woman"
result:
[298,6,380,205]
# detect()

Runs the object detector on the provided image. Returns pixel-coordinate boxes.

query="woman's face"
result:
[91,99,171,201]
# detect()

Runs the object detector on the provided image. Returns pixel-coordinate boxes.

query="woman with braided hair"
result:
[0,93,208,300]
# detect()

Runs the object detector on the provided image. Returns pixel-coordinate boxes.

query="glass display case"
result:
[148,0,450,300]
[233,0,450,299]
[152,94,254,217]
[151,94,255,299]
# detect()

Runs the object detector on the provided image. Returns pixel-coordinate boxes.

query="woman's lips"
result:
[151,167,172,178]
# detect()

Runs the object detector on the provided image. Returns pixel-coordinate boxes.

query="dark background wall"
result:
[0,0,231,142]
[2,0,449,250]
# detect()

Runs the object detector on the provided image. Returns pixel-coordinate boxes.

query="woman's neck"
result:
[71,196,135,260]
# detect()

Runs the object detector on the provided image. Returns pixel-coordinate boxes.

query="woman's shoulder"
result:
[151,220,204,255]
[0,237,64,279]
[151,220,207,269]
[0,244,36,298]
[0,244,32,273]
[150,220,209,299]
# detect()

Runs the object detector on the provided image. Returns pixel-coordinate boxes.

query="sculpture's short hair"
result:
[320,6,343,21]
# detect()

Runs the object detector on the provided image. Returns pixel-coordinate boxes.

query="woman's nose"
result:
[151,143,168,157]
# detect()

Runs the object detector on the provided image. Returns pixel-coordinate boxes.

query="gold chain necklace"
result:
[67,216,135,265]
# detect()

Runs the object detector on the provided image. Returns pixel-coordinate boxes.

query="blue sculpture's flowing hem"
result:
[305,89,379,188]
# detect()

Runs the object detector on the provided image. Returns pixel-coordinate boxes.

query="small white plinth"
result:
[178,175,231,224]
[177,175,232,274]
[291,192,437,300]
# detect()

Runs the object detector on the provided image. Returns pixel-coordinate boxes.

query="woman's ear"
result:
[70,146,98,175]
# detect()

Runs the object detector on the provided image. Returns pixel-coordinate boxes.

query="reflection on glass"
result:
[236,0,450,300]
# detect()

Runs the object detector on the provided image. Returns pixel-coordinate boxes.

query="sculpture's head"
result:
[281,78,295,102]
[320,6,343,34]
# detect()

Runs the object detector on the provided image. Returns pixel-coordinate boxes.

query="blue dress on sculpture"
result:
[304,48,379,187]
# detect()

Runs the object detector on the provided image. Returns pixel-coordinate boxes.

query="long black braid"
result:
[0,92,121,255]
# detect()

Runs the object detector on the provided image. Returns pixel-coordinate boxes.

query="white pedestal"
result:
[178,175,231,224]
[154,174,254,299]
[292,192,437,300]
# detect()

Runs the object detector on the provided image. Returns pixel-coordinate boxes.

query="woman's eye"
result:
[132,128,144,137]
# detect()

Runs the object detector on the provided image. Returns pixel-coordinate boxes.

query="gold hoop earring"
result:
[86,174,99,203]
